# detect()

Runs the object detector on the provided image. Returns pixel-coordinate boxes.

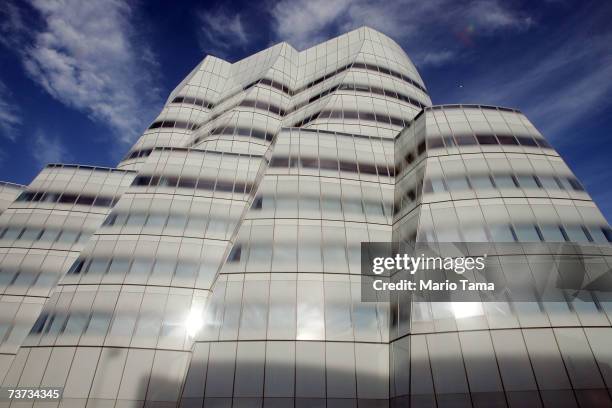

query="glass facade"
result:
[0,27,611,407]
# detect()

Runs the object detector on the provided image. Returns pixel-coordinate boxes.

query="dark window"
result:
[375,164,389,177]
[516,135,538,147]
[215,180,234,192]
[567,178,584,191]
[133,176,150,186]
[339,161,358,173]
[601,227,612,243]
[581,226,594,242]
[343,110,359,120]
[405,152,415,165]
[196,179,216,190]
[30,313,49,334]
[358,163,378,175]
[233,182,247,194]
[68,259,85,275]
[103,214,117,226]
[359,111,376,122]
[319,159,339,171]
[300,157,319,169]
[454,134,478,146]
[417,141,426,155]
[497,135,519,145]
[76,195,95,206]
[58,193,78,204]
[252,196,263,209]
[476,134,498,145]
[228,245,242,262]
[16,192,34,202]
[427,137,444,149]
[390,116,404,127]
[270,157,289,167]
[178,177,197,189]
[159,176,178,188]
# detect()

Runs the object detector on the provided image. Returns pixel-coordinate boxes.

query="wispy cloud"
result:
[435,21,612,139]
[196,8,249,58]
[269,0,534,64]
[1,0,162,146]
[0,2,26,48]
[31,130,71,166]
[0,80,21,141]
[271,0,353,50]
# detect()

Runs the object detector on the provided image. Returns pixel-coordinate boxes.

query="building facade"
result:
[0,27,611,408]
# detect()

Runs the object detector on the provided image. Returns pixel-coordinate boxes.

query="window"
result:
[1,228,22,240]
[446,176,470,192]
[228,245,242,262]
[539,176,562,190]
[58,231,79,244]
[146,214,167,227]
[564,226,591,243]
[476,134,498,145]
[131,260,154,276]
[109,259,131,275]
[454,134,477,145]
[513,225,542,242]
[516,135,538,147]
[488,225,516,242]
[431,178,448,193]
[40,228,60,242]
[494,175,517,189]
[68,259,85,275]
[470,175,495,190]
[497,135,519,145]
[540,225,566,242]
[20,228,41,241]
[89,259,110,275]
[517,175,540,189]
[566,178,584,191]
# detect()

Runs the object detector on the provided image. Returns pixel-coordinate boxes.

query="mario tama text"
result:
[370,251,493,293]
[359,242,612,302]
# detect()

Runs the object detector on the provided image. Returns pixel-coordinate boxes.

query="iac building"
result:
[0,27,611,407]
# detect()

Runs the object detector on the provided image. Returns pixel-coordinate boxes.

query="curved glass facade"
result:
[0,27,611,407]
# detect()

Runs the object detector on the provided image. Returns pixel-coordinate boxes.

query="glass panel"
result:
[517,175,539,189]
[446,176,470,192]
[514,225,541,242]
[494,175,517,189]
[565,226,590,243]
[540,225,566,242]
[470,175,495,190]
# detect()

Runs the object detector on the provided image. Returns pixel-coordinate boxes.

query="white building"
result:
[0,27,611,407]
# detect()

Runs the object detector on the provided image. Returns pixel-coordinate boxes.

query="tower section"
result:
[0,27,431,407]
[390,105,612,407]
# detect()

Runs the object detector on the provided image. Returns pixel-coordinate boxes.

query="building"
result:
[1,26,611,407]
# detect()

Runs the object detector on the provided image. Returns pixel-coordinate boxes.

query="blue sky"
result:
[0,0,611,220]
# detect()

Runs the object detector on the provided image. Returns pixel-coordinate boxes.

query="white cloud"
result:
[271,0,352,50]
[3,0,161,146]
[465,0,534,32]
[269,0,534,65]
[0,80,21,141]
[438,28,612,139]
[419,50,457,67]
[0,2,26,48]
[197,8,249,58]
[31,130,70,166]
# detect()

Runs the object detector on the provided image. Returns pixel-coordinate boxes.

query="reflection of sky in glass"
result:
[452,302,484,319]
[297,303,325,340]
[185,307,204,338]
